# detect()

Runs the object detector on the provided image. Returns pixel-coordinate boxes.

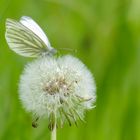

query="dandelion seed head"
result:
[19,55,96,126]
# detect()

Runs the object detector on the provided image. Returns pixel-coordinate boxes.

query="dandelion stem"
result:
[51,120,57,140]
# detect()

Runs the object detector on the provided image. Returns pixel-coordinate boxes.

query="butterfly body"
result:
[5,16,56,57]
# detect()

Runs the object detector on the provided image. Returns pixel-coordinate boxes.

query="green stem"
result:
[51,121,56,140]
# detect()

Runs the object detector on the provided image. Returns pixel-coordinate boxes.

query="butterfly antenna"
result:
[58,48,77,53]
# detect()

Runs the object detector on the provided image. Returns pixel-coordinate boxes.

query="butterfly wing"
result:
[20,16,52,50]
[5,17,52,57]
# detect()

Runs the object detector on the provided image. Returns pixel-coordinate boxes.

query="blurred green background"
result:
[0,0,140,140]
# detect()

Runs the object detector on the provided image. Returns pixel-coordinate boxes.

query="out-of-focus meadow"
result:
[0,0,140,140]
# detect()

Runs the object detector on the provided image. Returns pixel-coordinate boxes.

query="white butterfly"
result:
[5,16,57,57]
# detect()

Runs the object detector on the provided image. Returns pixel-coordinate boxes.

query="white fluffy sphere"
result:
[19,55,96,127]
